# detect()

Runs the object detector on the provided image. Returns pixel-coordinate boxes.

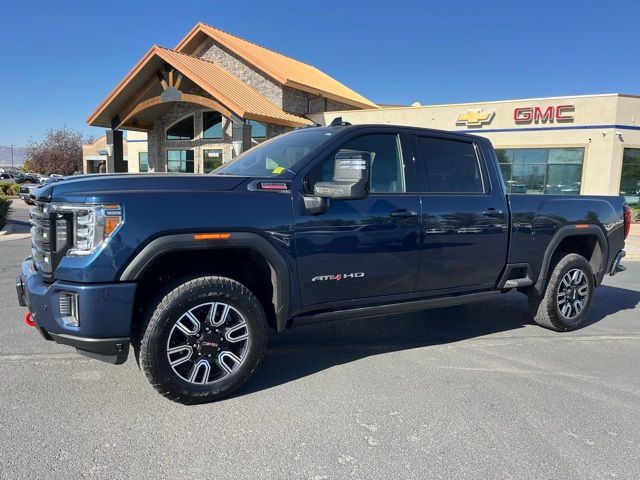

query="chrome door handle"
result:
[390,209,417,218]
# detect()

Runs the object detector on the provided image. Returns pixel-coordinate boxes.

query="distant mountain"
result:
[0,145,26,167]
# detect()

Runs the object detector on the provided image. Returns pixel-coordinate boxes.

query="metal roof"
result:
[176,23,379,110]
[88,46,314,128]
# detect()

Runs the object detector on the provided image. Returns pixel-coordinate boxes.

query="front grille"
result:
[29,203,52,273]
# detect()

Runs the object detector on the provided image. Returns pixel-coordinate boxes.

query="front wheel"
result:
[528,253,595,331]
[139,276,268,404]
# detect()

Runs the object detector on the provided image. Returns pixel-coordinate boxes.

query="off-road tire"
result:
[528,253,594,331]
[139,276,267,404]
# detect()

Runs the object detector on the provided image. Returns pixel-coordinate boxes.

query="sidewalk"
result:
[626,223,640,260]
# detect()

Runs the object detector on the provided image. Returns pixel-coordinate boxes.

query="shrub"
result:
[0,182,15,195]
[9,183,21,196]
[0,194,12,230]
[632,206,640,223]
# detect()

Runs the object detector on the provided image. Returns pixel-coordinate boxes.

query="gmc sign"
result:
[514,105,574,124]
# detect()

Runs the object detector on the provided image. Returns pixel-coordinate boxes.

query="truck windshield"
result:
[214,128,333,177]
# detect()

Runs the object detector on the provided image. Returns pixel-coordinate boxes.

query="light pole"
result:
[10,144,15,168]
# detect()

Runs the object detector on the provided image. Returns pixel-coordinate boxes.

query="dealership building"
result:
[86,22,640,204]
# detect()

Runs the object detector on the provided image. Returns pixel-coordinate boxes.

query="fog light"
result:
[59,292,79,327]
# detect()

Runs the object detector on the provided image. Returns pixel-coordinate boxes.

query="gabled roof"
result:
[176,23,379,110]
[88,46,313,128]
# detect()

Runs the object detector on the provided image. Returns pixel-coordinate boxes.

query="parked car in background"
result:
[22,173,40,184]
[0,170,40,184]
[505,180,528,194]
[19,176,65,205]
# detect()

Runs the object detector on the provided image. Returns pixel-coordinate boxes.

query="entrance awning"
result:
[88,46,314,130]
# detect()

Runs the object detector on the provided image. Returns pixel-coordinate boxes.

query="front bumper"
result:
[16,258,137,364]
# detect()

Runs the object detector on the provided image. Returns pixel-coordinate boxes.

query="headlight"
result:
[51,204,123,256]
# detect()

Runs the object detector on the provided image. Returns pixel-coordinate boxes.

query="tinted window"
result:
[138,152,148,173]
[203,112,223,139]
[307,134,406,193]
[167,116,194,140]
[203,149,223,173]
[248,120,266,138]
[167,150,194,173]
[620,147,640,205]
[418,137,484,193]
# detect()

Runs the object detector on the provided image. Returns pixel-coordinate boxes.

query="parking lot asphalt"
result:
[1,205,639,479]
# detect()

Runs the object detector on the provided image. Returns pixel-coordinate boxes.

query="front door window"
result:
[203,149,223,173]
[306,134,408,193]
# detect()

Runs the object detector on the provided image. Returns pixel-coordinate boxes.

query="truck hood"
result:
[35,174,248,201]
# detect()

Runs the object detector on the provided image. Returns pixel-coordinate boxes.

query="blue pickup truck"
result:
[16,123,630,403]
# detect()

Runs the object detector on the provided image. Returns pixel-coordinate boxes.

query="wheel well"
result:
[554,234,603,274]
[132,248,278,332]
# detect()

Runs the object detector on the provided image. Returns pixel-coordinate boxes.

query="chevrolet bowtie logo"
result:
[456,109,495,127]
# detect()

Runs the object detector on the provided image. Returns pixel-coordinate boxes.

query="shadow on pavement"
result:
[585,284,640,327]
[240,285,640,397]
[7,220,30,234]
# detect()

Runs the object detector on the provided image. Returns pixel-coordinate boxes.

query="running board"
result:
[292,291,501,327]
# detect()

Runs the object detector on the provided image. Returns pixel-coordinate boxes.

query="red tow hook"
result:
[24,311,36,327]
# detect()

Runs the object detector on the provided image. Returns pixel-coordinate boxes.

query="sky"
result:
[0,0,638,146]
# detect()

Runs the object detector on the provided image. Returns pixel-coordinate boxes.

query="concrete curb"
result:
[0,223,14,236]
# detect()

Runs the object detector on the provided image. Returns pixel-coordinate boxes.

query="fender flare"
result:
[533,224,608,295]
[119,232,291,332]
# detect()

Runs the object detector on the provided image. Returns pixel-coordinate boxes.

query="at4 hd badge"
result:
[312,272,365,282]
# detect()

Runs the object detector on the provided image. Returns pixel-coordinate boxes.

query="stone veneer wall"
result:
[195,38,359,116]
[196,39,283,107]
[282,86,358,115]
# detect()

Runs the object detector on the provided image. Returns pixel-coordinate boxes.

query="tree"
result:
[25,126,87,175]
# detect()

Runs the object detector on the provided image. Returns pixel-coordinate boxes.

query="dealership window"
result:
[248,120,266,139]
[620,148,640,206]
[497,148,584,195]
[166,116,194,140]
[139,152,149,173]
[203,112,223,139]
[167,150,194,173]
[203,149,223,173]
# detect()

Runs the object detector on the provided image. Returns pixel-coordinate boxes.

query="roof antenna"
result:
[329,117,351,127]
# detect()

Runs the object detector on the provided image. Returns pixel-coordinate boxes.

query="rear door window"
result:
[417,137,485,193]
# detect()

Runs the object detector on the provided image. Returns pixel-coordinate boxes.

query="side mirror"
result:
[313,150,371,200]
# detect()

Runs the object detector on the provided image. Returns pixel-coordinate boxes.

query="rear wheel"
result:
[528,253,594,331]
[139,276,267,404]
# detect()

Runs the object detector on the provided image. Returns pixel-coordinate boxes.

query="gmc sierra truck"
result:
[16,123,630,404]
